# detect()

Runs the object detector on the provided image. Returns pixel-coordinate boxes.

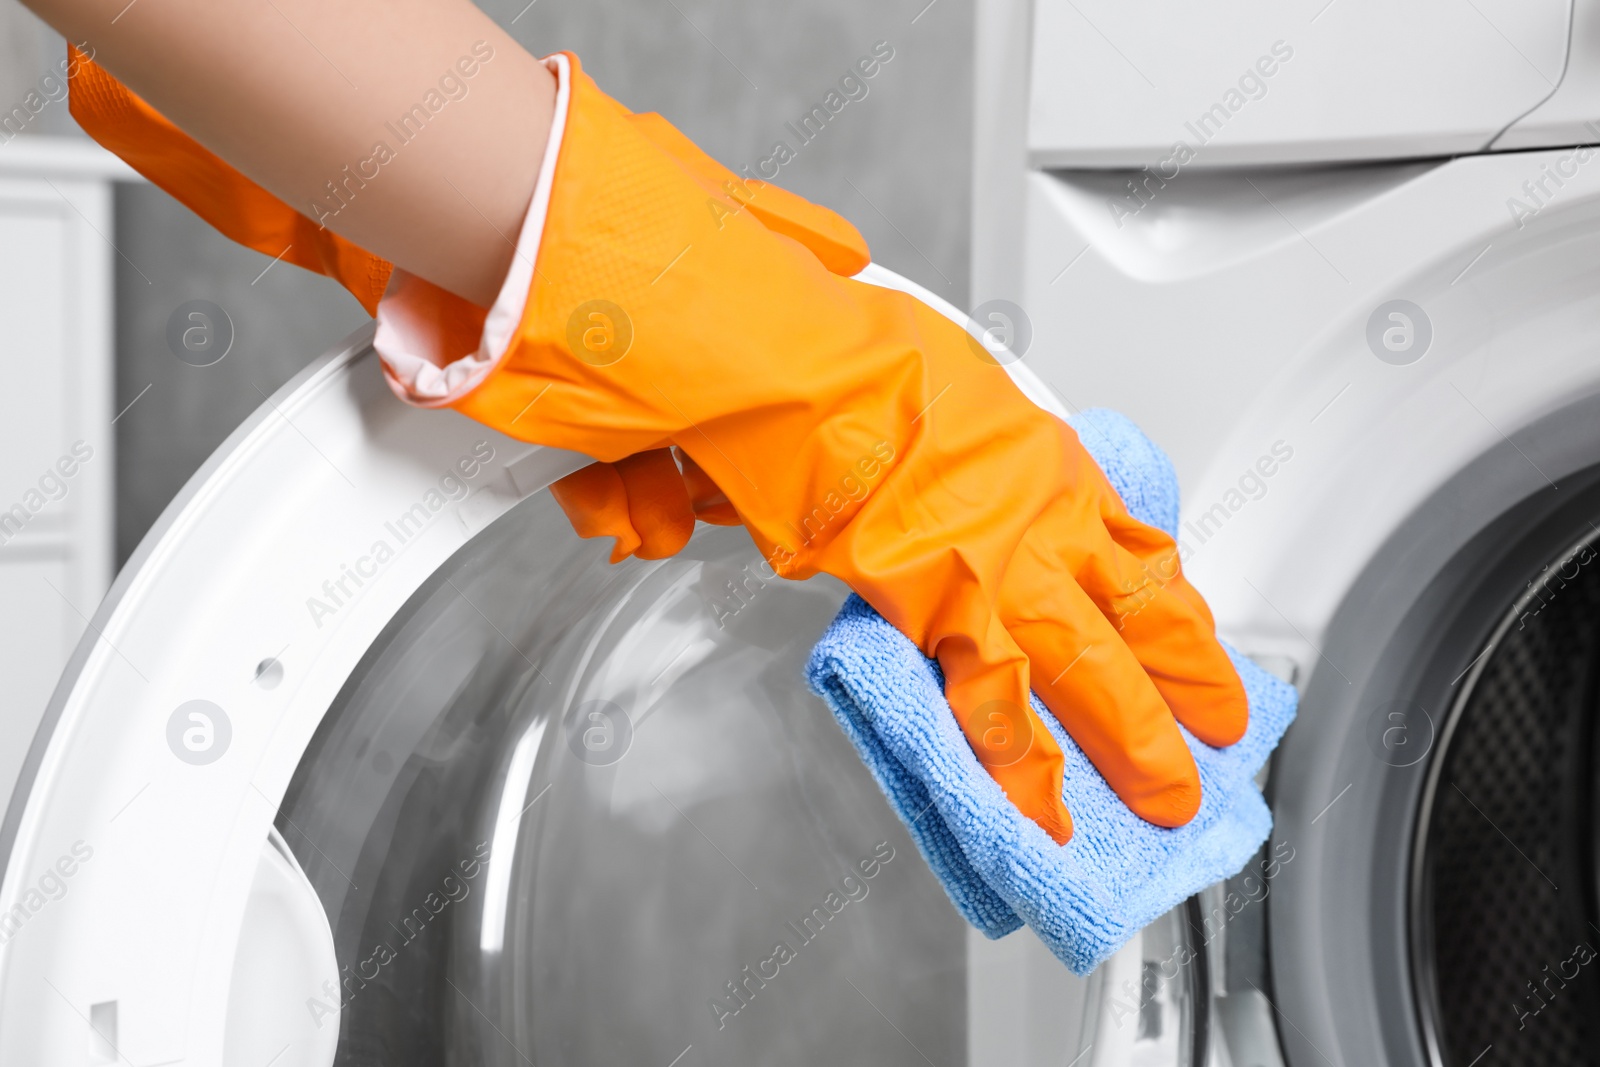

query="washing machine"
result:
[972,0,1600,1064]
[9,4,1600,1066]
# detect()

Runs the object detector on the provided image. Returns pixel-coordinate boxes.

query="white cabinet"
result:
[0,138,129,804]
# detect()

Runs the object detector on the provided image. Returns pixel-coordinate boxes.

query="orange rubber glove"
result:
[70,48,1249,844]
[441,55,1249,843]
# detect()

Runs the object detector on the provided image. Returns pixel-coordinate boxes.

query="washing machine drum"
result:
[1414,541,1600,1065]
[0,268,1214,1066]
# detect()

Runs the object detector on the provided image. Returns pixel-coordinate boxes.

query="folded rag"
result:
[805,408,1299,975]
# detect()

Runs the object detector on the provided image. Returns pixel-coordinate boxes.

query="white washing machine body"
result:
[977,1,1600,1065]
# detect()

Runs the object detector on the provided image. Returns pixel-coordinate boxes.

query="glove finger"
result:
[550,462,643,564]
[999,541,1204,827]
[674,446,742,526]
[611,449,697,559]
[1096,507,1247,746]
[1101,505,1215,621]
[932,603,1076,845]
[1041,452,1248,747]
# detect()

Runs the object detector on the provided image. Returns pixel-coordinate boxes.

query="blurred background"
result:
[0,0,974,567]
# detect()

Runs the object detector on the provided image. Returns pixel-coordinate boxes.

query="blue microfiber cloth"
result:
[805,408,1298,975]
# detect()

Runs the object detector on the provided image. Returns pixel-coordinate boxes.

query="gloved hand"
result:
[70,48,1249,844]
[441,55,1249,844]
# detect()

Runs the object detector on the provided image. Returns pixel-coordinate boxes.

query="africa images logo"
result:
[1106,41,1295,227]
[707,842,896,1031]
[305,441,496,628]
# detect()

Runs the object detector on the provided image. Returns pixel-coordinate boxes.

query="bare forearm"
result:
[24,0,554,307]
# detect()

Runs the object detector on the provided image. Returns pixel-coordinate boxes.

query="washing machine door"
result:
[0,266,1213,1066]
